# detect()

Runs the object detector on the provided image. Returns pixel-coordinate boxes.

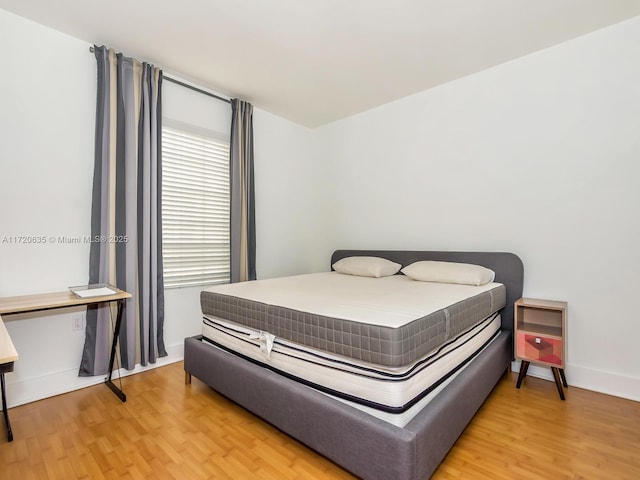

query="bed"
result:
[184,250,524,479]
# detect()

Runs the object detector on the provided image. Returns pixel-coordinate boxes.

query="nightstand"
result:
[514,297,567,400]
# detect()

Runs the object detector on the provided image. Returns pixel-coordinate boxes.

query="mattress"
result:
[202,312,501,415]
[196,330,499,428]
[324,330,502,427]
[201,272,506,367]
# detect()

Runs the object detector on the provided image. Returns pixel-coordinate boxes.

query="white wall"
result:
[0,9,320,407]
[316,17,640,400]
[253,109,325,278]
[0,9,102,405]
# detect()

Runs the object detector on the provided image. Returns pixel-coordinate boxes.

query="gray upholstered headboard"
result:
[330,250,524,355]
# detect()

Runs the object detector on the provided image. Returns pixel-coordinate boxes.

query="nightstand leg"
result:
[559,368,568,387]
[516,361,530,389]
[551,368,566,400]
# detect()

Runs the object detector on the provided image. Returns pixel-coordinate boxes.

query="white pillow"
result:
[332,256,402,278]
[401,261,495,286]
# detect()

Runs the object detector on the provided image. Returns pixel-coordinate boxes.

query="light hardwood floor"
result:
[1,362,639,479]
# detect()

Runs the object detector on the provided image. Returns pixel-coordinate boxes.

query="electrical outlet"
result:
[72,315,84,331]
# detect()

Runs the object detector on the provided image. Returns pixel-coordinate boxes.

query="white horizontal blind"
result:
[162,125,230,288]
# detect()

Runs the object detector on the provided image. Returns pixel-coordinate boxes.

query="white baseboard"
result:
[511,360,640,403]
[5,342,184,409]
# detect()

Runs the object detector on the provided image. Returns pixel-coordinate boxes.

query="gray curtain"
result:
[230,99,256,282]
[80,45,166,376]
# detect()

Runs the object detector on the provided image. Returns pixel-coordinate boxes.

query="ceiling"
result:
[2,1,640,127]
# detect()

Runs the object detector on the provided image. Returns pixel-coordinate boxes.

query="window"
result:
[161,122,230,288]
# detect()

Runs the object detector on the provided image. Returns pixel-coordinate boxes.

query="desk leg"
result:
[105,298,127,402]
[1,373,13,442]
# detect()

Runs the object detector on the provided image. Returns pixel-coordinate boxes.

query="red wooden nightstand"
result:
[514,298,567,400]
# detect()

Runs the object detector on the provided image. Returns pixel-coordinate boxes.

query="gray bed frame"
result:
[184,250,524,480]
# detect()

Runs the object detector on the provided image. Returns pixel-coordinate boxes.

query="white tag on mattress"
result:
[257,331,275,358]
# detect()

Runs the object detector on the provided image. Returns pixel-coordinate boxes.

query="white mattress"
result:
[202,272,503,328]
[202,312,501,413]
[324,332,500,427]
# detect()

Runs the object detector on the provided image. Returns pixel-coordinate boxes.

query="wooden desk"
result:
[0,286,132,442]
[0,316,18,441]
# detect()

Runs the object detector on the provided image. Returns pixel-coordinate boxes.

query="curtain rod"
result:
[88,46,231,104]
[163,76,231,104]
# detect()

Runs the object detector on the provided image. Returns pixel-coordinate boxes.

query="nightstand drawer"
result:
[516,332,563,366]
